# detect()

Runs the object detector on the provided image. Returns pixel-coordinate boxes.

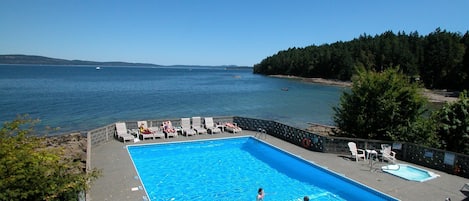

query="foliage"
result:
[435,91,469,154]
[461,32,469,89]
[422,28,466,89]
[397,115,440,147]
[333,68,432,143]
[253,28,469,90]
[0,115,100,201]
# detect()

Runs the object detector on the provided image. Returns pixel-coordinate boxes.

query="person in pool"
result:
[304,196,310,201]
[256,188,264,201]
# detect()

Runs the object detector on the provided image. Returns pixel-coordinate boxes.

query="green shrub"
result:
[0,115,100,201]
[333,67,431,143]
[435,91,469,154]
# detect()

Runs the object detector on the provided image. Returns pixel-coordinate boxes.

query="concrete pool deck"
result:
[89,131,468,201]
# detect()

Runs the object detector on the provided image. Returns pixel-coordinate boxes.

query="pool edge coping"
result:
[126,136,400,201]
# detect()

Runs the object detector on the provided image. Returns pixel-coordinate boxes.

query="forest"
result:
[253,28,469,91]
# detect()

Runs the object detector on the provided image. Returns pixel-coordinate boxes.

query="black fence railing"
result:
[234,116,469,178]
[87,116,469,179]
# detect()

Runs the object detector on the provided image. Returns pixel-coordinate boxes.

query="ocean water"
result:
[0,65,345,134]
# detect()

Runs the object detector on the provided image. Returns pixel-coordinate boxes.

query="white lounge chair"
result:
[180,118,196,136]
[224,122,242,134]
[204,117,221,134]
[192,117,207,134]
[460,183,469,197]
[115,122,136,143]
[348,142,366,162]
[381,144,396,163]
[137,121,165,140]
[162,120,178,138]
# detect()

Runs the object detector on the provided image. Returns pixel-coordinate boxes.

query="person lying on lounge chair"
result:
[225,122,241,129]
[224,122,242,133]
[139,123,152,134]
[163,121,176,133]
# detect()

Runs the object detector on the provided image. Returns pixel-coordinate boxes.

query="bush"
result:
[0,115,100,201]
[333,67,430,142]
[435,91,469,154]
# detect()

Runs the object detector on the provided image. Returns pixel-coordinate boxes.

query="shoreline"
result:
[270,75,352,87]
[270,74,457,103]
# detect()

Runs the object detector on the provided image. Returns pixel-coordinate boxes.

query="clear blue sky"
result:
[1,0,468,66]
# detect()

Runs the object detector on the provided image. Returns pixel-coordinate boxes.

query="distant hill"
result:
[0,54,253,68]
[0,54,160,67]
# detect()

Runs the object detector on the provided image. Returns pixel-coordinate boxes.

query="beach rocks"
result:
[44,133,87,171]
[306,123,337,136]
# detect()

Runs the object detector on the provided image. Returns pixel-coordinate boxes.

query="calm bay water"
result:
[0,65,345,135]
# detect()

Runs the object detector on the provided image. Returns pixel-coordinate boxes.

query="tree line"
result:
[253,28,469,91]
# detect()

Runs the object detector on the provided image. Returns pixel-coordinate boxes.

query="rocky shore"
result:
[270,75,352,87]
[305,123,337,136]
[270,74,457,103]
[45,133,87,172]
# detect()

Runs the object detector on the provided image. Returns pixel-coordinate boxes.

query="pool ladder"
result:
[255,128,267,139]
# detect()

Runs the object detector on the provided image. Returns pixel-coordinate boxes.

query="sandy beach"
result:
[270,74,457,103]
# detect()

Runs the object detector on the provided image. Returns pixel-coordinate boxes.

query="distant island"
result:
[0,54,160,67]
[0,54,252,69]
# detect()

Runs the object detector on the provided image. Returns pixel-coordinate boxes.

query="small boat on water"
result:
[281,87,289,91]
[96,67,101,70]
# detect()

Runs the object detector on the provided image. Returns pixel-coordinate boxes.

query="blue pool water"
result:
[381,164,440,182]
[127,137,398,201]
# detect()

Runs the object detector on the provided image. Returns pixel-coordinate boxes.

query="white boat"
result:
[96,67,101,70]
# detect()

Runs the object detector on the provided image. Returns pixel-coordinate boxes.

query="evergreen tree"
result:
[461,31,469,89]
[422,28,465,89]
[253,28,468,90]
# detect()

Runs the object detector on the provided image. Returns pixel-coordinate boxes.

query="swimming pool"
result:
[127,137,398,201]
[381,164,440,182]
